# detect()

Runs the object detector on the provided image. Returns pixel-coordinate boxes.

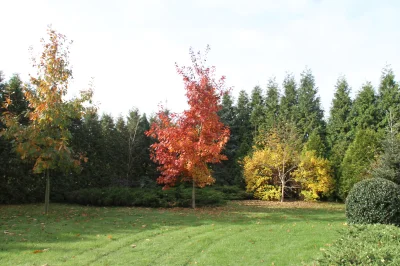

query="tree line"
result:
[216,67,400,201]
[1,28,400,205]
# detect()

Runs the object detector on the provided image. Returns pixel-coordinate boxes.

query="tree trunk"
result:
[44,170,50,214]
[281,183,285,202]
[192,180,196,209]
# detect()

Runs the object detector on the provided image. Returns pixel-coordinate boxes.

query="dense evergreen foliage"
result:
[327,77,352,183]
[339,129,379,199]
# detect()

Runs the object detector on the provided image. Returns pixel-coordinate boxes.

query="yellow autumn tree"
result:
[244,125,300,202]
[244,124,335,202]
[293,150,335,201]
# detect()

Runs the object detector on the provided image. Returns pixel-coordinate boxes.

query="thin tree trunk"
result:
[44,169,50,214]
[281,182,285,202]
[192,180,196,209]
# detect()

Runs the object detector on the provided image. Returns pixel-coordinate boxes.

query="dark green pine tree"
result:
[235,90,253,160]
[279,73,298,124]
[349,82,380,138]
[213,92,241,185]
[0,74,38,203]
[115,115,130,182]
[250,85,265,134]
[297,68,326,151]
[75,110,110,188]
[303,129,326,158]
[234,90,253,187]
[100,114,120,183]
[134,113,157,187]
[339,128,379,199]
[263,77,280,131]
[377,67,400,130]
[371,111,400,184]
[327,77,352,179]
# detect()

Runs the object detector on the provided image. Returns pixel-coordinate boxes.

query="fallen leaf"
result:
[107,235,112,239]
[33,250,43,254]
[131,244,137,248]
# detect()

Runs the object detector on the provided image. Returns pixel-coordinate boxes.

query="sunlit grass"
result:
[0,201,345,265]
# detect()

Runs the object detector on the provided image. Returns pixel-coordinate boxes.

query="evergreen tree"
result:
[100,114,120,182]
[297,68,326,144]
[234,90,253,187]
[279,73,298,124]
[339,128,378,199]
[115,115,129,182]
[303,129,326,158]
[327,77,352,179]
[213,93,240,185]
[219,92,236,126]
[235,90,253,159]
[263,77,280,131]
[0,73,38,203]
[76,110,109,187]
[250,86,264,134]
[377,67,400,130]
[371,111,400,184]
[136,113,158,187]
[126,109,140,183]
[349,82,380,137]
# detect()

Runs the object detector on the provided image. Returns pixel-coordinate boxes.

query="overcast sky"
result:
[2,0,400,119]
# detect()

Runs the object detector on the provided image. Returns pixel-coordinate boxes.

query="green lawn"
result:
[0,201,345,266]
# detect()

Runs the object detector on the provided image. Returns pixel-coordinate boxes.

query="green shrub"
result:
[346,178,400,226]
[317,224,400,265]
[213,186,253,200]
[65,186,227,208]
[194,188,225,207]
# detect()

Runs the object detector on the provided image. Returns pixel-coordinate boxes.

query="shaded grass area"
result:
[0,201,345,265]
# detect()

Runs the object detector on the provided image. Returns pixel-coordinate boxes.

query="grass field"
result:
[0,201,345,266]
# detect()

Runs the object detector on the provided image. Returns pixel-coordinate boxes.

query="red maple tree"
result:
[146,47,230,208]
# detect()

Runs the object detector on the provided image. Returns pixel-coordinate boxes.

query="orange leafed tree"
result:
[146,46,230,208]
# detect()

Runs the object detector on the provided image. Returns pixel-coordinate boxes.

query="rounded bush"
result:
[346,178,400,225]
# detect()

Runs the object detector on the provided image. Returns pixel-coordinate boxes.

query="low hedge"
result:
[64,186,248,207]
[316,224,400,265]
